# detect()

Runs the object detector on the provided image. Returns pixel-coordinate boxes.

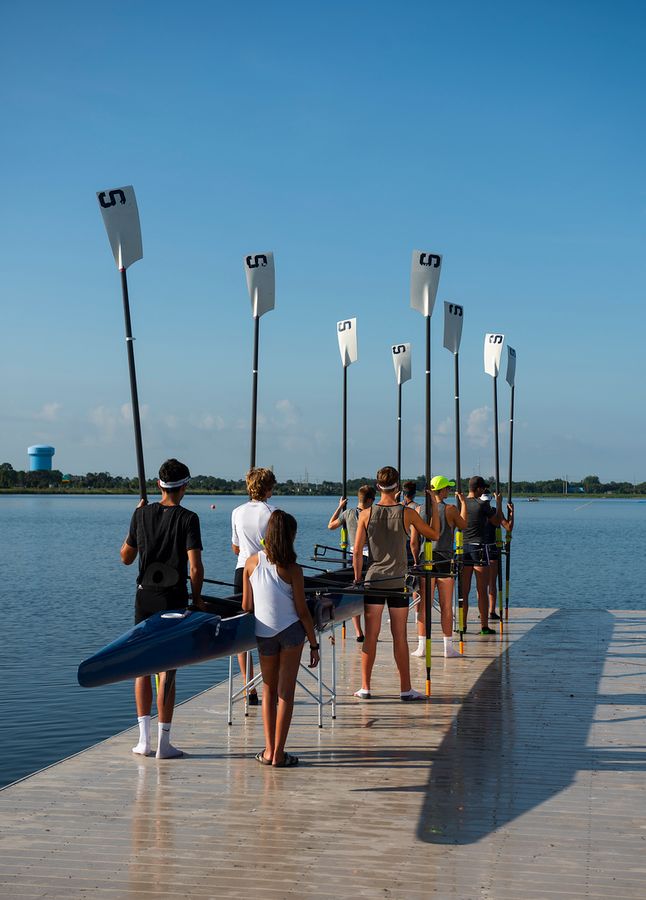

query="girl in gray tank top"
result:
[351,466,441,702]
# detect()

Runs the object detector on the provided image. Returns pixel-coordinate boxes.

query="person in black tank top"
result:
[352,466,440,702]
[120,459,204,759]
[461,476,502,635]
[480,492,514,621]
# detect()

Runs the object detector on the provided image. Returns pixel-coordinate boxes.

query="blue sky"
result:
[1,1,644,482]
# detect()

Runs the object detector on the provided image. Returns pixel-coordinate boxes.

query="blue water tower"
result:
[28,445,55,471]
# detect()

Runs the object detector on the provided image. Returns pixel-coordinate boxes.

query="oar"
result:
[391,343,412,483]
[505,346,517,620]
[97,185,146,501]
[484,332,505,633]
[337,317,358,638]
[243,252,275,468]
[411,249,442,695]
[443,301,465,653]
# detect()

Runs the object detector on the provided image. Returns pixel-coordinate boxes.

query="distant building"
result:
[28,445,55,472]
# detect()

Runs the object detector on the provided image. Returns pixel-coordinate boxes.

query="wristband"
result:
[309,643,319,651]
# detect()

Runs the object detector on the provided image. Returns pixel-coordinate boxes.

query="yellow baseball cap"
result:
[430,475,456,490]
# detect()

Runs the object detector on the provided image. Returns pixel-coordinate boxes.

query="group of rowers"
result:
[120,459,513,768]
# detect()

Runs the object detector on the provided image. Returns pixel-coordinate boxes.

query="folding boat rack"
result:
[226,590,341,729]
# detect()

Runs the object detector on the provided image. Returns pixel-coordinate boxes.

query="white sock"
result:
[132,715,151,755]
[411,636,425,657]
[444,636,461,658]
[156,722,183,759]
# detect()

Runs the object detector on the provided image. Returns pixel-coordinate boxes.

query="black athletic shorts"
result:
[134,587,188,625]
[462,543,489,567]
[234,567,243,593]
[430,551,454,579]
[364,591,409,610]
[486,543,499,562]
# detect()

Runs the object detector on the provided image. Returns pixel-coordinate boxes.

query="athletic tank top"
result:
[432,502,454,554]
[249,551,299,637]
[365,504,409,591]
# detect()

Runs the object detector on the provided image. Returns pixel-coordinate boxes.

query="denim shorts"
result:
[256,620,306,656]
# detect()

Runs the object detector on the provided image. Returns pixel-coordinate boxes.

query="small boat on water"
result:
[78,567,361,689]
[527,497,540,502]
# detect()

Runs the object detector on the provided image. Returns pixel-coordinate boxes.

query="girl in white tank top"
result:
[250,550,300,636]
[242,510,320,768]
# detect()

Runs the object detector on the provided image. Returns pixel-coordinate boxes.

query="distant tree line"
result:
[0,463,644,496]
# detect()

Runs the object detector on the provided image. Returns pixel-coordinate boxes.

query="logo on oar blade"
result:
[419,253,441,267]
[338,321,352,332]
[98,189,127,208]
[488,334,503,344]
[246,254,268,269]
[448,304,463,317]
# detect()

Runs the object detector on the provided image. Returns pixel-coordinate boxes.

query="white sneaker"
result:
[400,689,428,702]
[444,644,462,658]
[353,689,371,700]
[411,645,425,657]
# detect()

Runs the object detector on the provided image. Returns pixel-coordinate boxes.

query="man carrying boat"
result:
[120,458,204,759]
[231,467,277,703]
[327,485,376,641]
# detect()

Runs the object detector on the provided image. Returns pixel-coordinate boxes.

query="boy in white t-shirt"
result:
[231,467,277,703]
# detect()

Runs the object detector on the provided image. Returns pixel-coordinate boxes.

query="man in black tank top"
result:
[120,459,204,759]
[461,476,502,635]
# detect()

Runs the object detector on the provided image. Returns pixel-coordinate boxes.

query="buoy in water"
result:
[210,504,216,509]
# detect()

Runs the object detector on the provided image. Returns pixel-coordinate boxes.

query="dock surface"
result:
[1,608,645,899]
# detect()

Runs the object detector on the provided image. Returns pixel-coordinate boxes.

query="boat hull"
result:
[78,571,362,688]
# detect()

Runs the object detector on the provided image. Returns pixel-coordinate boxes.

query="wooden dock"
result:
[1,608,645,899]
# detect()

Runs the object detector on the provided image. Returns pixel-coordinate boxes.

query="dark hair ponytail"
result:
[264,510,297,567]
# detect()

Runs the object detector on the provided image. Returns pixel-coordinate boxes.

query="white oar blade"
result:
[337,318,358,367]
[506,346,517,387]
[244,251,275,317]
[97,185,142,270]
[443,301,464,353]
[484,333,505,377]
[391,343,412,385]
[410,249,442,317]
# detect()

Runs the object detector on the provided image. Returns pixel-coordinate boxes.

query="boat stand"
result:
[227,624,338,728]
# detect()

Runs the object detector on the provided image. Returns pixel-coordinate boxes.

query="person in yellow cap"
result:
[412,476,467,658]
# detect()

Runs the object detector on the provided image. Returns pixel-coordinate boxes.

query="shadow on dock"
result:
[414,608,645,844]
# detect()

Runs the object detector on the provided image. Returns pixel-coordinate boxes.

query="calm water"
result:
[1,495,644,789]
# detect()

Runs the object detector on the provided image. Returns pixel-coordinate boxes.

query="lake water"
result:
[1,494,644,789]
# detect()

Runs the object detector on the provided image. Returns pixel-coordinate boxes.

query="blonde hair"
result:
[246,467,276,501]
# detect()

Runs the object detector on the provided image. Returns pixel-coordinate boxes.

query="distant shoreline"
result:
[0,489,643,500]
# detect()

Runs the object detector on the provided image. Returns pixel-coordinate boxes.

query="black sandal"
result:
[273,752,299,768]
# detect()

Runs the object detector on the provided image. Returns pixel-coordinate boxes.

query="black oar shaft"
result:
[250,315,260,469]
[505,383,515,620]
[454,352,461,488]
[493,374,503,626]
[120,268,147,502]
[454,350,464,650]
[493,375,500,493]
[424,314,432,693]
[397,382,402,478]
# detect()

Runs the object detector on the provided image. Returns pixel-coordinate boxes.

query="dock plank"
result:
[1,608,645,899]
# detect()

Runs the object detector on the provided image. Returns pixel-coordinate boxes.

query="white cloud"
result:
[35,402,62,421]
[466,406,492,448]
[275,398,299,426]
[190,413,226,432]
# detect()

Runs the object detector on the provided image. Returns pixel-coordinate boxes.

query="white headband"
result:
[159,476,190,489]
[377,481,399,492]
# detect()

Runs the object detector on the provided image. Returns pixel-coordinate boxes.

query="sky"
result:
[1,1,644,483]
